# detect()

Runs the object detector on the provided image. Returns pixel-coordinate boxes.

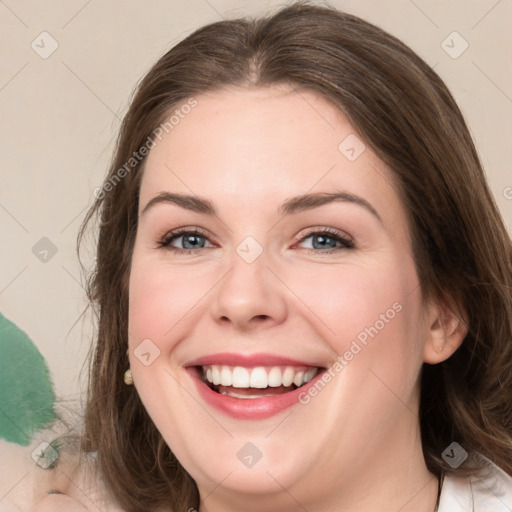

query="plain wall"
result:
[0,0,511,504]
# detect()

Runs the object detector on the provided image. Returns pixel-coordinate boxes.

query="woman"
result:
[32,2,512,511]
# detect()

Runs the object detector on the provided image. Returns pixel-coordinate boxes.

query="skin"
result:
[28,451,124,512]
[127,85,467,512]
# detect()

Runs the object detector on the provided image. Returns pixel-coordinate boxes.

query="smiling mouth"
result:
[198,364,320,399]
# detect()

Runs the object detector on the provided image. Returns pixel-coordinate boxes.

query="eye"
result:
[158,228,214,254]
[295,228,354,254]
[157,227,353,255]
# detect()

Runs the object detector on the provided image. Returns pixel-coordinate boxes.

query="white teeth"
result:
[282,367,295,387]
[293,371,304,387]
[212,366,221,385]
[220,390,273,399]
[249,367,268,388]
[202,365,319,389]
[232,366,250,388]
[304,368,317,383]
[268,367,282,387]
[220,366,232,386]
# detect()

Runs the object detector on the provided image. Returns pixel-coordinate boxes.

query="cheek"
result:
[288,259,425,446]
[128,255,215,350]
[285,257,414,348]
[285,255,425,397]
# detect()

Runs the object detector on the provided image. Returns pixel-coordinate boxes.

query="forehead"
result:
[139,86,404,227]
[144,86,351,176]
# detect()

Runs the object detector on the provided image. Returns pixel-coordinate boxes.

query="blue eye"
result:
[297,229,354,253]
[158,229,213,253]
[158,227,354,255]
[176,233,207,249]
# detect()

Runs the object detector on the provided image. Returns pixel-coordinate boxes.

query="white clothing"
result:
[439,457,512,511]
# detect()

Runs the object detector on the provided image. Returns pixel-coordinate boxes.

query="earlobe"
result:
[423,301,467,364]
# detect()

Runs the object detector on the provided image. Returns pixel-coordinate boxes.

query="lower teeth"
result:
[220,390,275,399]
[210,383,298,399]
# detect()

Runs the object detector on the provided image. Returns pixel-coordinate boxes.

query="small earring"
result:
[433,338,445,353]
[124,369,133,385]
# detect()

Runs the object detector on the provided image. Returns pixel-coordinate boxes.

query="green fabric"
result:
[0,312,56,445]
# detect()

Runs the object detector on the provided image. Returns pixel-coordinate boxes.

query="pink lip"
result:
[185,356,325,420]
[185,352,320,368]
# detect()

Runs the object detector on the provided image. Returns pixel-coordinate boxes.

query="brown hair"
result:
[78,2,512,511]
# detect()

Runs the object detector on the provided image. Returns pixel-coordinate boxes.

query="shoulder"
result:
[438,455,512,511]
[29,494,90,512]
[28,488,126,512]
[18,445,125,512]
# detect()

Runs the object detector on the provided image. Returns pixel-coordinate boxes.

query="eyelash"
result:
[157,226,355,255]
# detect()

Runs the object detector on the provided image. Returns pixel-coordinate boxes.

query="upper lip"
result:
[184,352,324,368]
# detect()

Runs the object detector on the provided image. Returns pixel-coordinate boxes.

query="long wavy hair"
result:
[78,2,512,511]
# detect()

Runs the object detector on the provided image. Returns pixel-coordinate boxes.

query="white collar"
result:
[438,456,512,511]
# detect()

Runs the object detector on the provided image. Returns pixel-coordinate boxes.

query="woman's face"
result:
[128,86,433,507]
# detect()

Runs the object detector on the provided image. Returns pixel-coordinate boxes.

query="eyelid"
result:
[162,226,208,238]
[289,229,354,256]
[157,226,216,249]
[293,226,354,246]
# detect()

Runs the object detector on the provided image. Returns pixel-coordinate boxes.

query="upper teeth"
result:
[202,365,318,389]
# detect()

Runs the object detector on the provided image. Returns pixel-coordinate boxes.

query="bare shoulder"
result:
[0,441,124,512]
[29,488,125,512]
[29,449,125,512]
[29,494,90,512]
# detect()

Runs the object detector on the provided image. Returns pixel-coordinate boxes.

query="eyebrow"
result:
[141,191,382,222]
[279,191,382,222]
[141,192,216,216]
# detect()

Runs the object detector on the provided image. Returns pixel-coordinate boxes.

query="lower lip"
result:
[188,368,324,420]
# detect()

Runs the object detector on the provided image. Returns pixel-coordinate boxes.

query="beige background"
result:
[0,0,511,506]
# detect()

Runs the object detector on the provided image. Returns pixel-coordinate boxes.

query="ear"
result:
[423,298,468,364]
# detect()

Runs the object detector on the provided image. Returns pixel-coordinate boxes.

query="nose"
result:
[209,248,288,332]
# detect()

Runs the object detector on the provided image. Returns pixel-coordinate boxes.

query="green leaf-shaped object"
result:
[0,312,56,445]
